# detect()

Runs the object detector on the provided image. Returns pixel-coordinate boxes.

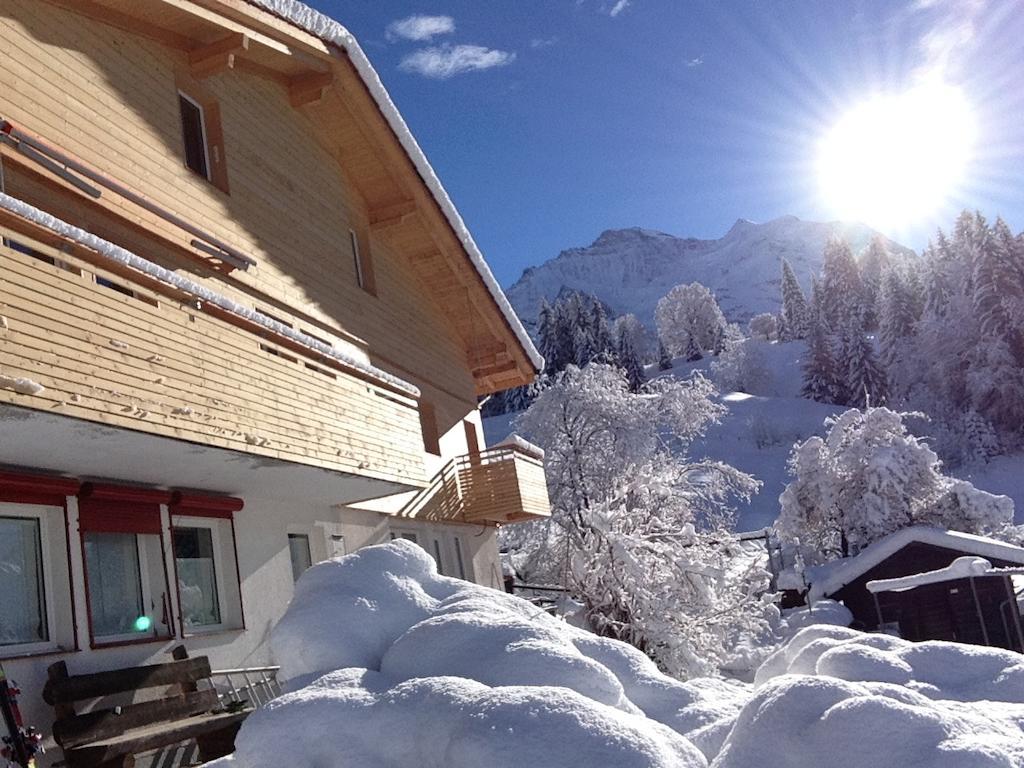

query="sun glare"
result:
[817,82,975,232]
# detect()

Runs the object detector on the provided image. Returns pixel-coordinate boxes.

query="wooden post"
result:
[968,576,991,647]
[1001,575,1024,651]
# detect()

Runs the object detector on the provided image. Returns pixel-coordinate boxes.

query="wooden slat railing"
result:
[399,444,550,525]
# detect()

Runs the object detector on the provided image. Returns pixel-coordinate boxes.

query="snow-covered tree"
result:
[509,365,771,678]
[841,320,886,408]
[776,407,1015,561]
[779,258,810,341]
[748,313,779,342]
[858,237,891,330]
[655,282,728,359]
[712,337,774,396]
[801,286,845,404]
[878,268,917,382]
[657,340,673,370]
[616,329,646,392]
[818,239,864,333]
[614,314,654,363]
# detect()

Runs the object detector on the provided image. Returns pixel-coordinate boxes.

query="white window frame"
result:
[349,229,365,289]
[178,91,212,182]
[171,517,230,635]
[86,531,163,645]
[0,505,59,657]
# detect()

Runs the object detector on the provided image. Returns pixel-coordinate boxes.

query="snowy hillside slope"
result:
[506,217,913,328]
[483,341,1024,531]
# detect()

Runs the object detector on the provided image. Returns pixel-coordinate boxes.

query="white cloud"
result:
[686,56,704,68]
[913,0,984,78]
[399,44,516,79]
[530,36,559,49]
[386,15,455,42]
[609,0,631,17]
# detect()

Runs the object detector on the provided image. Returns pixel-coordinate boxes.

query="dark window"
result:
[179,94,209,180]
[288,533,312,582]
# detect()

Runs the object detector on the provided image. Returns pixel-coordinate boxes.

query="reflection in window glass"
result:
[174,527,221,628]
[0,516,47,646]
[288,533,312,582]
[84,532,146,639]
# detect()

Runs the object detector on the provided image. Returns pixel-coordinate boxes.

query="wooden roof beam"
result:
[369,200,417,232]
[189,32,249,79]
[289,71,334,108]
[40,0,197,50]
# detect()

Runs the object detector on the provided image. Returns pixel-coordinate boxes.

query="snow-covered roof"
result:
[243,0,544,374]
[807,526,1024,602]
[866,556,993,594]
[0,193,419,397]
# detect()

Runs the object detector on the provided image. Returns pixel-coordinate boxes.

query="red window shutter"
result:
[169,492,243,519]
[77,483,170,534]
[0,470,79,506]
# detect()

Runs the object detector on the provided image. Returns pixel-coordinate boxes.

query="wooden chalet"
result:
[806,526,1024,652]
[0,0,550,763]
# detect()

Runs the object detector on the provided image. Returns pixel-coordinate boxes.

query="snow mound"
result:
[715,675,1024,768]
[212,542,1024,768]
[755,624,1024,702]
[236,541,746,766]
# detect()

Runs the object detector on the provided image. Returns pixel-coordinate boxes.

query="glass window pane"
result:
[84,532,145,638]
[179,95,209,179]
[0,516,47,646]
[288,534,312,582]
[174,527,221,628]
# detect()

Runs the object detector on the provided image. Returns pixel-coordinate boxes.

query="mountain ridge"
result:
[506,216,914,331]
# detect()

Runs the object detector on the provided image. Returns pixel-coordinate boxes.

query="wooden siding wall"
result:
[0,236,426,485]
[0,0,480,445]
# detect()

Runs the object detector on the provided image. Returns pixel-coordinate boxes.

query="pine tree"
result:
[658,340,673,370]
[819,239,865,332]
[616,332,646,392]
[589,300,615,362]
[801,293,844,404]
[843,319,887,408]
[536,298,561,373]
[779,258,810,340]
[879,269,916,372]
[859,237,891,331]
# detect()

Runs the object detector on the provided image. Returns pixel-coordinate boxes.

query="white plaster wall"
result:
[4,493,501,767]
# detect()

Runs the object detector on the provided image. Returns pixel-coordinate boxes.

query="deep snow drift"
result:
[206,541,1024,768]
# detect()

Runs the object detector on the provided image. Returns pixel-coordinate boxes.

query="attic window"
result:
[178,93,210,180]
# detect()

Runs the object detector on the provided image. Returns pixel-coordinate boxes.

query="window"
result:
[173,527,221,629]
[178,93,210,180]
[77,485,173,645]
[349,228,376,295]
[169,495,244,635]
[83,531,169,643]
[0,516,47,647]
[288,533,312,582]
[419,401,441,456]
[453,536,469,581]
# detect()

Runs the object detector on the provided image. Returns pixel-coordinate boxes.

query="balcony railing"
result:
[0,214,427,488]
[400,442,551,525]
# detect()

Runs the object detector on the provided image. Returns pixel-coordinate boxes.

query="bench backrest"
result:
[44,647,219,749]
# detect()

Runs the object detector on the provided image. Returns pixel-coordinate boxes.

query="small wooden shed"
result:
[806,527,1024,652]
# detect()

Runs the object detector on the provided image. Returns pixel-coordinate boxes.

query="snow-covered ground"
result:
[207,541,1024,768]
[485,341,1024,530]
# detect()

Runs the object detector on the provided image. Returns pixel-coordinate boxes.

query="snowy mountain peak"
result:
[507,217,912,330]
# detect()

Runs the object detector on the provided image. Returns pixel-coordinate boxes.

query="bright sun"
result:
[817,82,975,232]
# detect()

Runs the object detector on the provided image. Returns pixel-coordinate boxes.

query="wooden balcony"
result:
[0,220,427,491]
[401,444,551,526]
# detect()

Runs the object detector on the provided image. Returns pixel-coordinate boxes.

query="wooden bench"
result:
[43,647,248,768]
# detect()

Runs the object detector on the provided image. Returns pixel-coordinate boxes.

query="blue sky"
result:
[313,1,1024,287]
